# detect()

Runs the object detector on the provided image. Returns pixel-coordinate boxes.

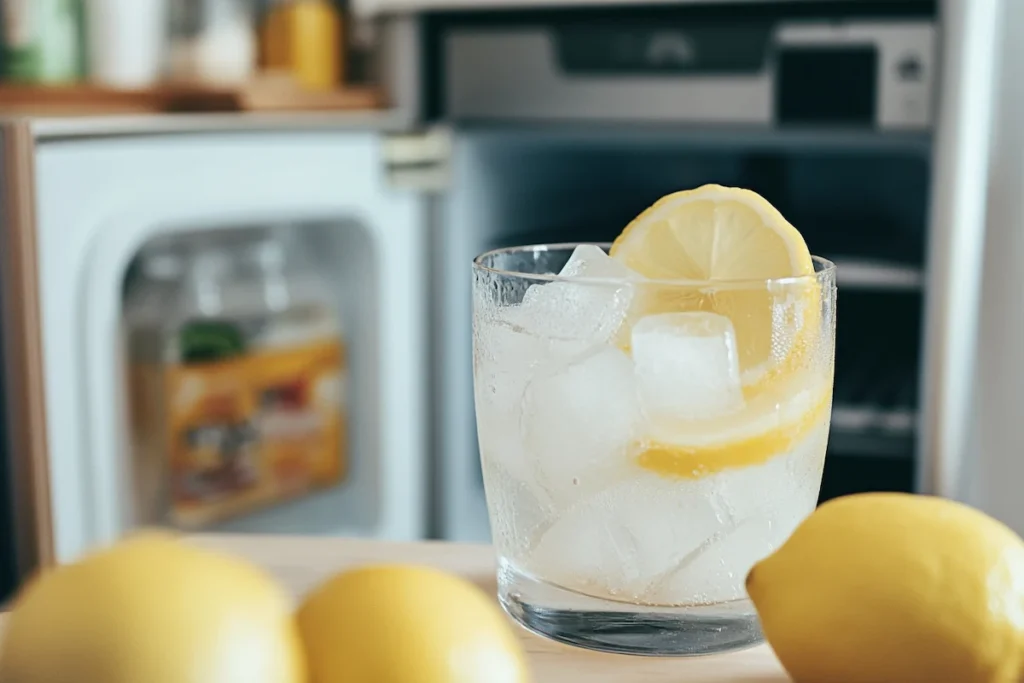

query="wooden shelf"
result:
[0,78,385,117]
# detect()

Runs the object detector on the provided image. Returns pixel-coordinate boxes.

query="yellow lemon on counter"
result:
[297,564,530,683]
[0,533,305,683]
[746,493,1024,683]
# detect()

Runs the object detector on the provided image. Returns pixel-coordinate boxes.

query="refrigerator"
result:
[0,117,432,574]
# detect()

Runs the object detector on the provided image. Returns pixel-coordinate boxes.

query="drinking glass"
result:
[472,243,836,656]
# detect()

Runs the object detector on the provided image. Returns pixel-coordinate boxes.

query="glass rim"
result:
[473,242,836,287]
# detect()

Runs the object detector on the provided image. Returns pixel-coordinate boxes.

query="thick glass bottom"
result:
[498,561,763,657]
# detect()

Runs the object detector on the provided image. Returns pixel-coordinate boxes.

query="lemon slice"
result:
[635,374,832,479]
[609,184,830,479]
[610,184,818,395]
[610,183,813,281]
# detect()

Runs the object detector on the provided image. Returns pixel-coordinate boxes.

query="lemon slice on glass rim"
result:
[610,183,820,397]
[609,184,829,478]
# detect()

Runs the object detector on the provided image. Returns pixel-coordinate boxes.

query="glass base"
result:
[498,561,764,657]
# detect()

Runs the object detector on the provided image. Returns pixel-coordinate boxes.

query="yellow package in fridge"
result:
[163,336,347,528]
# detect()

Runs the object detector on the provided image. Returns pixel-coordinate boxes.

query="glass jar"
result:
[167,0,256,85]
[3,0,85,83]
[260,0,343,91]
[85,0,165,88]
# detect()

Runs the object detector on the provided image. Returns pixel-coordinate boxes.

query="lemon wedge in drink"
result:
[610,184,830,479]
[635,380,832,479]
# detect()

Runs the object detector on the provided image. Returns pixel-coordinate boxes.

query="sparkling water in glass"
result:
[472,243,836,656]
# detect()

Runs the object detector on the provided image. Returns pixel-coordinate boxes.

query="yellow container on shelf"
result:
[261,0,343,91]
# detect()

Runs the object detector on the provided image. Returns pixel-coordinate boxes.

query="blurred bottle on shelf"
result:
[85,0,167,88]
[261,0,343,91]
[2,0,84,83]
[167,0,256,85]
[345,11,376,86]
[123,238,187,525]
[125,227,348,530]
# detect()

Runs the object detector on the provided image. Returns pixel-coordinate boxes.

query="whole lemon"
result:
[747,493,1024,683]
[0,533,305,683]
[297,564,530,683]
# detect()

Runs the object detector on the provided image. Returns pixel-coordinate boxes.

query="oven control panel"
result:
[427,4,936,129]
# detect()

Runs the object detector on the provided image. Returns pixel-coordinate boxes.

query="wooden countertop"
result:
[0,536,790,682]
[354,0,711,14]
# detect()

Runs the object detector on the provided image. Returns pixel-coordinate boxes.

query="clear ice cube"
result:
[632,312,746,426]
[481,458,557,560]
[527,474,733,603]
[643,431,828,606]
[517,245,638,347]
[521,346,639,501]
[473,319,550,478]
[645,516,782,606]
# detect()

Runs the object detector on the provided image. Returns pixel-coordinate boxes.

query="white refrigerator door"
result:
[33,131,427,563]
[960,0,1024,533]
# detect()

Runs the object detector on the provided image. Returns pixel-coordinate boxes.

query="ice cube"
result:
[642,427,828,606]
[482,457,557,559]
[790,422,829,501]
[518,245,639,346]
[646,516,783,606]
[632,312,745,425]
[473,319,550,478]
[705,419,827,524]
[560,244,636,280]
[527,474,733,603]
[521,346,640,500]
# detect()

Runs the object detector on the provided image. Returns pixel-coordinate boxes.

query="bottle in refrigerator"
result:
[167,0,257,85]
[260,0,343,91]
[125,227,347,530]
[85,0,166,88]
[2,0,84,83]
